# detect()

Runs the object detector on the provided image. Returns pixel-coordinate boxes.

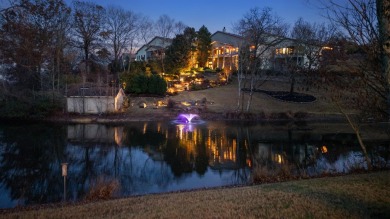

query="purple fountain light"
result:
[179,113,199,123]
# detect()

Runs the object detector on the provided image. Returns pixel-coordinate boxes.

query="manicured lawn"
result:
[2,171,389,219]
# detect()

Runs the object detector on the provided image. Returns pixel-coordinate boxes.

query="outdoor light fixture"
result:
[61,163,68,201]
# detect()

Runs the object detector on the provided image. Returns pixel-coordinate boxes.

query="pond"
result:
[0,120,389,209]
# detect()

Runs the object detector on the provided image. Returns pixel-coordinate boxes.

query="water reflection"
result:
[0,122,388,208]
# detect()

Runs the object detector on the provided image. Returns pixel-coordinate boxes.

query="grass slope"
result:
[2,171,389,219]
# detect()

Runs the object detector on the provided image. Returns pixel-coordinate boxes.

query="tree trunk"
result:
[290,74,295,95]
[377,0,390,122]
[127,42,134,74]
[245,75,255,112]
[84,46,89,76]
[39,64,43,91]
[236,56,245,111]
[237,79,242,110]
[336,101,372,170]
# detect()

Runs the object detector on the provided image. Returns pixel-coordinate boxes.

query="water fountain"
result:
[178,113,199,123]
[171,113,205,132]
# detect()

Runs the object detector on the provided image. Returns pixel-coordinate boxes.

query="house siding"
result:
[135,37,172,62]
[209,31,316,73]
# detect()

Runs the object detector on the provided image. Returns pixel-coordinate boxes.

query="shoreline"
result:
[39,110,348,124]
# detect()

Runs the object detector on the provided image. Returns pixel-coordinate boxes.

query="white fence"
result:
[66,96,115,114]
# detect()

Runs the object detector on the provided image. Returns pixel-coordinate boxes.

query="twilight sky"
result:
[76,0,327,33]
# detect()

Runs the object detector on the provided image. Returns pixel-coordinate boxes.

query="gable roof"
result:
[211,31,312,49]
[211,31,243,40]
[211,31,244,47]
[136,36,173,54]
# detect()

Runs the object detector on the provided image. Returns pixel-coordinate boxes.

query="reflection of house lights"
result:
[177,124,184,140]
[275,154,283,164]
[321,145,328,153]
[246,158,252,167]
[157,123,161,133]
[114,127,123,146]
[143,123,147,134]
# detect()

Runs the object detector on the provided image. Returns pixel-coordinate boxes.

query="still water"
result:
[0,121,389,209]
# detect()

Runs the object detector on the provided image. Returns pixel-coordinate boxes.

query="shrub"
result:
[251,164,296,184]
[121,73,167,95]
[148,74,167,95]
[84,178,120,201]
[0,94,62,120]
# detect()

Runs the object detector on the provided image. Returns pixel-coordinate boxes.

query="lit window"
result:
[276,47,294,55]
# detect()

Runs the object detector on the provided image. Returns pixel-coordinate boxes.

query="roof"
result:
[66,83,120,97]
[211,31,243,40]
[211,31,244,47]
[145,45,165,51]
[136,36,173,54]
[211,31,318,49]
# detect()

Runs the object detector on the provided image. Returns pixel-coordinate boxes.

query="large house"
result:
[208,31,242,72]
[208,30,324,73]
[134,31,326,74]
[135,36,172,62]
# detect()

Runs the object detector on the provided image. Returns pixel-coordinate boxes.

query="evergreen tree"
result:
[165,27,197,74]
[197,25,212,68]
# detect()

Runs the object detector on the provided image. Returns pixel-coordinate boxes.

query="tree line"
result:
[0,0,212,118]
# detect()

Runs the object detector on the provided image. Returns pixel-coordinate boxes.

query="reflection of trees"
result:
[2,122,386,208]
[229,126,251,184]
[245,123,384,179]
[194,136,208,175]
[247,125,325,179]
[0,124,67,205]
[162,125,210,177]
[164,137,193,176]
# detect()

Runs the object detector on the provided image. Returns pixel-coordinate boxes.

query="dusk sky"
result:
[70,0,327,34]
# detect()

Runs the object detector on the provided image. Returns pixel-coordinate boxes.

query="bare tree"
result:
[318,0,390,170]
[50,1,71,94]
[72,0,106,82]
[288,18,337,94]
[234,7,289,112]
[104,6,140,74]
[377,0,390,121]
[321,0,387,116]
[174,21,187,36]
[155,14,175,39]
[137,15,154,45]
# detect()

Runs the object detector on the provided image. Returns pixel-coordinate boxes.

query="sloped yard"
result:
[2,171,389,218]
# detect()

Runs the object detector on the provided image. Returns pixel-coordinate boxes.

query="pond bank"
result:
[44,110,347,124]
[1,171,389,218]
